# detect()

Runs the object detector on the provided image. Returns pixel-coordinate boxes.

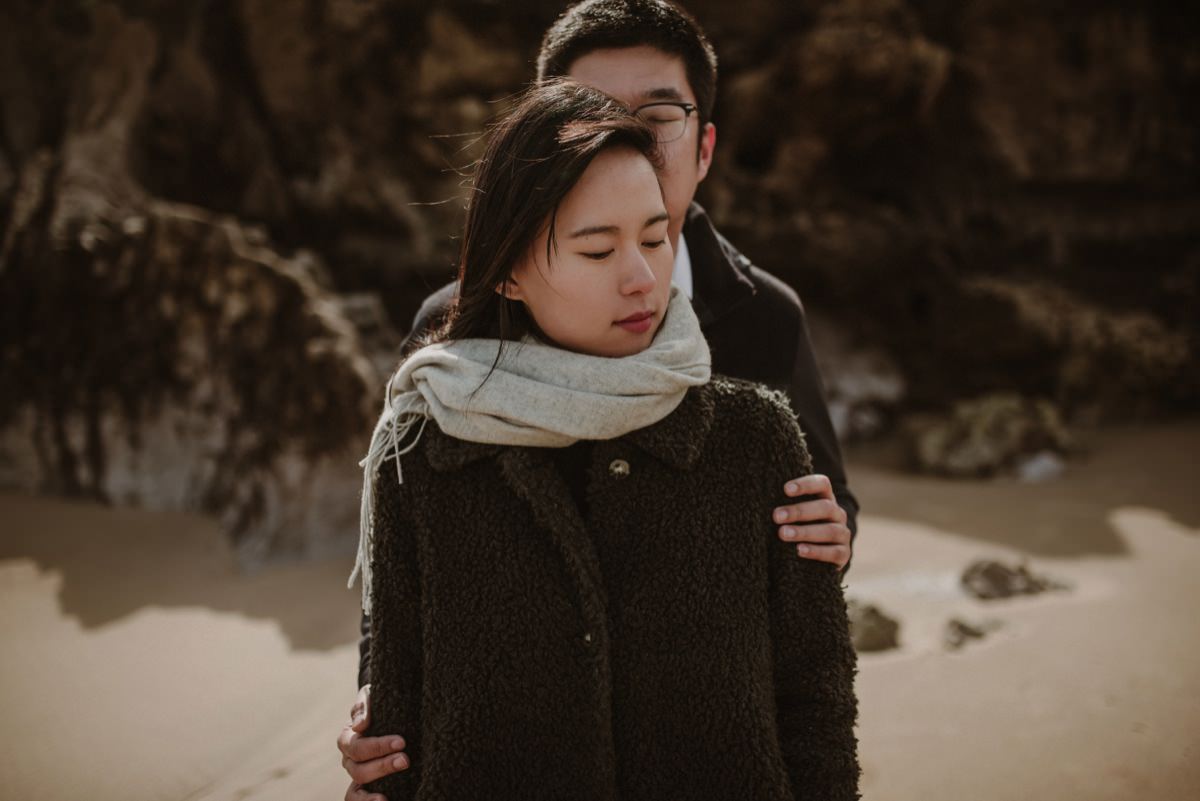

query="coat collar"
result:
[622,381,715,470]
[423,382,716,472]
[683,202,758,328]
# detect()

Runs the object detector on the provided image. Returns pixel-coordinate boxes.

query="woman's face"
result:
[503,147,674,358]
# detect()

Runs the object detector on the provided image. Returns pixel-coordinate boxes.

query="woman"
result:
[349,80,858,800]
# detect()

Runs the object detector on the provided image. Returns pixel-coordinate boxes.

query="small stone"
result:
[944,617,1003,650]
[847,599,901,652]
[961,559,1068,600]
[1016,450,1066,482]
[121,216,147,236]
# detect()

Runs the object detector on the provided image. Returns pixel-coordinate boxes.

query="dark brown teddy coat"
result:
[364,376,860,800]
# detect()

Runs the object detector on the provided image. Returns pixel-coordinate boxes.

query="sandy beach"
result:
[1,422,1197,800]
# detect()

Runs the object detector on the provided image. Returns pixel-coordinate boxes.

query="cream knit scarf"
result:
[348,287,711,614]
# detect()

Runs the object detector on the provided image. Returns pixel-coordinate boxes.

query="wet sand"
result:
[1,422,1197,800]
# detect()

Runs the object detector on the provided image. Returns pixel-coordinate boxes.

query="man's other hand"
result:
[773,474,852,570]
[338,684,409,801]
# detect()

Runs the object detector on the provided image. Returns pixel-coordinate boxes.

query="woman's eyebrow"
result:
[568,224,618,238]
[569,213,669,239]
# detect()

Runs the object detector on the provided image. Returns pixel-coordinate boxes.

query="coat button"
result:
[608,458,630,478]
[583,632,593,643]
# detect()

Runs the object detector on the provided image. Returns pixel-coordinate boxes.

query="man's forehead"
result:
[565,46,695,105]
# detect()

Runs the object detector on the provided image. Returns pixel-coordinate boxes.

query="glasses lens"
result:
[635,104,688,143]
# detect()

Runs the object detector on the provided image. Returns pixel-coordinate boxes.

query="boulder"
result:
[906,393,1072,478]
[0,5,379,564]
[0,194,379,565]
[809,313,906,441]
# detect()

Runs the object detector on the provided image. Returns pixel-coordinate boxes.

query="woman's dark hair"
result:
[432,79,662,350]
[537,0,719,128]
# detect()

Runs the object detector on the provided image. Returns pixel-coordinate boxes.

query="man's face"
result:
[567,46,716,250]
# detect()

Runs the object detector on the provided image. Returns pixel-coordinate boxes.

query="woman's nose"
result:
[620,249,657,295]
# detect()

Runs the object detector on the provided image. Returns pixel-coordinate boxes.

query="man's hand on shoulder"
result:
[773,474,852,570]
[337,684,409,801]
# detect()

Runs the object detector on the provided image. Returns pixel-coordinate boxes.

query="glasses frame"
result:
[631,101,698,144]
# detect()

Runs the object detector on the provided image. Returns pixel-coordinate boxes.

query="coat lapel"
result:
[496,446,610,633]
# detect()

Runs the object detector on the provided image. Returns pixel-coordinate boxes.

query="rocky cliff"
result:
[2,0,1196,558]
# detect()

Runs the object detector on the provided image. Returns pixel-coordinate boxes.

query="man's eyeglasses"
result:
[632,101,697,144]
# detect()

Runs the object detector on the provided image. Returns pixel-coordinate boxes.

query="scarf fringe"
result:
[347,371,431,617]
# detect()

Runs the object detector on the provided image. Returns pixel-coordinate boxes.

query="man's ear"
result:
[695,121,716,183]
[496,277,522,301]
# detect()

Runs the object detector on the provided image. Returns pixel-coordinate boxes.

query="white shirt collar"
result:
[672,233,694,300]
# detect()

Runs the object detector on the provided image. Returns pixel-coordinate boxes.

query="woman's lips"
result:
[615,310,655,334]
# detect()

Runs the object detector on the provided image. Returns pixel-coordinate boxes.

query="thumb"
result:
[350,684,371,731]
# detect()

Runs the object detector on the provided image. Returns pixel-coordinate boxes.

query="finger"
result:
[773,498,846,526]
[346,782,387,801]
[795,542,851,569]
[783,474,833,500]
[350,685,371,731]
[340,729,406,762]
[344,751,411,785]
[778,522,851,547]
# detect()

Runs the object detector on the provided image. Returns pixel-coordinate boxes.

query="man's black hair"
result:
[536,0,719,127]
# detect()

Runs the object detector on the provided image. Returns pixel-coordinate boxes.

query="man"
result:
[339,2,857,797]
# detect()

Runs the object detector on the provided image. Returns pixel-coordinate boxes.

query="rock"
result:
[1,150,56,266]
[960,0,1176,183]
[416,9,525,97]
[132,38,291,223]
[2,0,1197,559]
[0,146,12,200]
[847,598,901,652]
[944,617,1003,650]
[0,191,380,564]
[703,0,1198,419]
[960,559,1068,600]
[907,393,1072,478]
[334,292,404,377]
[238,0,324,151]
[1016,450,1067,483]
[809,313,906,441]
[792,0,953,127]
[47,4,155,248]
[964,277,1194,416]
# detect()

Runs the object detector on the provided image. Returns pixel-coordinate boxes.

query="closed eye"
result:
[643,239,666,249]
[580,250,613,260]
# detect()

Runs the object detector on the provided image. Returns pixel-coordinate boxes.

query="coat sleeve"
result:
[763,399,861,800]
[356,280,456,691]
[782,293,860,563]
[361,458,424,800]
[357,611,371,689]
[742,260,860,573]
